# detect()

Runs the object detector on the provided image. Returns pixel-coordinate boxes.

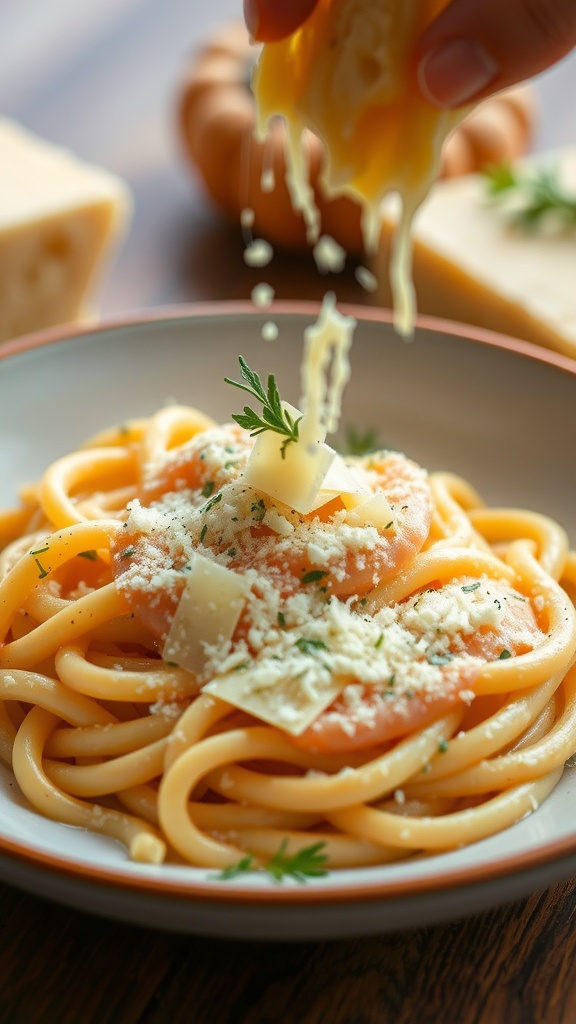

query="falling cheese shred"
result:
[252,0,467,334]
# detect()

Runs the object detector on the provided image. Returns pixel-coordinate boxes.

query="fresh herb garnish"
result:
[118,546,135,560]
[214,840,329,883]
[202,480,215,498]
[225,357,301,458]
[499,649,512,660]
[438,738,449,754]
[343,425,381,457]
[484,163,576,230]
[78,549,99,561]
[462,581,481,593]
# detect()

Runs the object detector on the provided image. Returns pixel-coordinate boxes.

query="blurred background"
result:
[2,0,576,321]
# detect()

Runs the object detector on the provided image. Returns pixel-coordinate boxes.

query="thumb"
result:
[417,0,576,107]
[243,0,320,42]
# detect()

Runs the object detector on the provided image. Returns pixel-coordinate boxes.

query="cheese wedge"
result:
[253,0,464,333]
[374,148,576,359]
[0,119,131,343]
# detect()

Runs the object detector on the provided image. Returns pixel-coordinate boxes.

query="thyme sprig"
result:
[214,840,329,882]
[225,357,301,458]
[483,163,576,229]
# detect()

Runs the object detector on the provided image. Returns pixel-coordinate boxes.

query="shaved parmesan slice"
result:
[205,669,347,736]
[162,554,250,677]
[344,491,396,530]
[308,454,371,511]
[243,400,336,515]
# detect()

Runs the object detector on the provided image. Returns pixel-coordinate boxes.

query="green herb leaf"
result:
[264,840,329,882]
[483,163,576,230]
[78,549,99,561]
[301,569,328,585]
[462,582,481,593]
[343,426,381,457]
[200,492,222,515]
[294,637,330,656]
[213,840,329,883]
[225,357,301,459]
[214,855,256,880]
[499,649,512,660]
[202,480,215,498]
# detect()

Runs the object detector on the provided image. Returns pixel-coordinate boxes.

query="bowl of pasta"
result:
[0,302,575,939]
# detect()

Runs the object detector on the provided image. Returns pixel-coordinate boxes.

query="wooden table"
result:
[2,3,576,1021]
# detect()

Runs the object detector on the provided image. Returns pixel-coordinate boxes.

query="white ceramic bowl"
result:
[1,304,575,939]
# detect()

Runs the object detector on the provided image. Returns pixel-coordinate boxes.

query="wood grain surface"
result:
[1,3,576,1022]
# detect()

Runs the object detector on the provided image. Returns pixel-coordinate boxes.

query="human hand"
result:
[243,0,576,107]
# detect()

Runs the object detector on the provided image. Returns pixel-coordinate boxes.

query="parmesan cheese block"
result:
[0,119,131,343]
[375,148,576,359]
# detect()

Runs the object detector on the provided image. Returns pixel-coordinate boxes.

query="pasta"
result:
[1,388,575,877]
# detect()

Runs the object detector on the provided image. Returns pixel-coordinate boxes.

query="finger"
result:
[244,0,320,42]
[417,0,576,107]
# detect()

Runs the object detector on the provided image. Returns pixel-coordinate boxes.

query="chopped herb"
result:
[30,545,50,556]
[251,499,266,522]
[385,521,394,530]
[165,661,179,668]
[118,546,135,560]
[375,632,384,650]
[202,480,215,498]
[233,661,250,672]
[462,582,481,593]
[388,674,396,687]
[499,649,512,660]
[78,549,99,561]
[494,599,502,611]
[301,569,328,585]
[225,357,301,458]
[200,492,222,515]
[227,547,237,558]
[438,738,449,754]
[199,524,208,544]
[277,611,286,627]
[34,558,49,580]
[224,461,238,470]
[294,637,329,655]
[214,840,329,883]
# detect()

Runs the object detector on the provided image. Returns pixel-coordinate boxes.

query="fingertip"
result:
[245,0,320,42]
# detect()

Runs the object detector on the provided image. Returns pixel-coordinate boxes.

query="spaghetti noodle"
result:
[1,394,575,874]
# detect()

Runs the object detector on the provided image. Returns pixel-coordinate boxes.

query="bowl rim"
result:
[1,300,576,908]
[1,300,575,377]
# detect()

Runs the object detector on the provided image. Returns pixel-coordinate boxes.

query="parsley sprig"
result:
[484,163,576,229]
[225,357,301,459]
[214,840,329,882]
